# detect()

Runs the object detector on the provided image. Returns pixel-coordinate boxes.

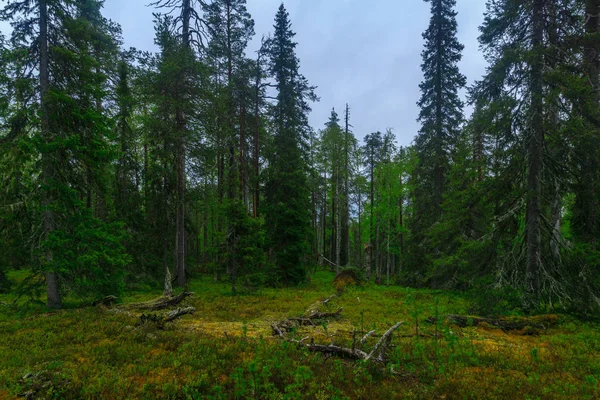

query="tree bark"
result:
[175,0,193,288]
[341,103,350,267]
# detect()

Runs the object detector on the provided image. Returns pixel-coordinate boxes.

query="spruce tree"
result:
[414,0,466,227]
[0,0,128,306]
[264,4,316,285]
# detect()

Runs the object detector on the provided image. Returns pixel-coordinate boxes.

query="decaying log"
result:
[306,343,368,360]
[119,291,193,311]
[139,306,196,329]
[289,321,404,364]
[444,314,551,332]
[164,307,196,322]
[92,295,118,307]
[273,306,343,333]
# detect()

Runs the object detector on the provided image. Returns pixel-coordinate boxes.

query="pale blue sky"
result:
[1,0,488,147]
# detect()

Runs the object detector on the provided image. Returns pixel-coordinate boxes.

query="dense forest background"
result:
[0,0,599,317]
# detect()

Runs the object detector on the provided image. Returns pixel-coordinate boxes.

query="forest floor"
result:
[0,270,599,399]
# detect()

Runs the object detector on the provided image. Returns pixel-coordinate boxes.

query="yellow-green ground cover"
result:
[0,271,599,399]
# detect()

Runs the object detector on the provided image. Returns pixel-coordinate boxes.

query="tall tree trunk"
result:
[164,140,173,296]
[368,156,374,281]
[526,0,545,304]
[253,55,261,218]
[398,170,404,274]
[341,103,350,266]
[40,0,61,309]
[547,5,562,266]
[358,185,362,269]
[330,172,336,268]
[175,0,193,288]
[240,100,247,208]
[322,170,327,261]
[335,166,341,272]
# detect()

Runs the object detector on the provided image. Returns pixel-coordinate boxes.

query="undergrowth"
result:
[0,270,598,399]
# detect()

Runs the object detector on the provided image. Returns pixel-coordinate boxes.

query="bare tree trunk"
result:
[358,185,362,269]
[330,171,336,268]
[240,100,247,209]
[398,171,404,274]
[387,180,391,285]
[322,170,327,262]
[341,103,351,266]
[368,149,375,281]
[335,165,341,273]
[253,64,261,218]
[175,0,193,288]
[176,141,186,287]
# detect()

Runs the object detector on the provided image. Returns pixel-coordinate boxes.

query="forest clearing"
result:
[2,0,600,398]
[0,270,599,399]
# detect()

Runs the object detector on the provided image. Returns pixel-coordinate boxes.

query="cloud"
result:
[100,0,488,146]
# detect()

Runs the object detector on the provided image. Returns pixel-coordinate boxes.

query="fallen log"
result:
[119,291,193,311]
[273,307,343,334]
[444,314,554,332]
[164,307,196,322]
[287,321,404,364]
[92,295,118,307]
[139,307,196,329]
[306,343,368,360]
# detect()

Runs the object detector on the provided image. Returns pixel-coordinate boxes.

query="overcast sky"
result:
[101,0,488,146]
[0,0,488,147]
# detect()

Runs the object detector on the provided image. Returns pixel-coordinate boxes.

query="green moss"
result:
[0,270,598,399]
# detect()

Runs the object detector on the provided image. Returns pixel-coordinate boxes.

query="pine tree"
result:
[203,0,255,293]
[264,4,316,285]
[151,0,206,288]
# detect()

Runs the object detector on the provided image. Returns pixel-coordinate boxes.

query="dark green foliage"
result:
[1,0,599,319]
[44,211,129,300]
[0,0,129,304]
[264,5,316,285]
[414,0,466,226]
[468,285,523,318]
[0,270,10,294]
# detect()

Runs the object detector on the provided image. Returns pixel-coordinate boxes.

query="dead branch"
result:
[119,291,193,311]
[360,330,376,344]
[139,307,196,329]
[273,306,343,334]
[306,343,368,360]
[322,294,336,305]
[307,307,344,319]
[366,322,404,362]
[164,307,196,322]
[275,318,404,365]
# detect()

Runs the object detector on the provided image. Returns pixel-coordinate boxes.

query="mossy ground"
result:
[0,270,599,399]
